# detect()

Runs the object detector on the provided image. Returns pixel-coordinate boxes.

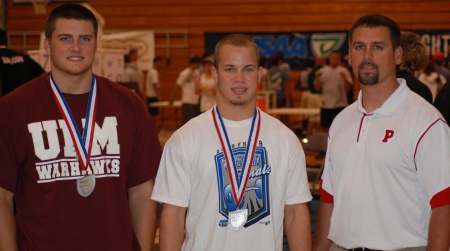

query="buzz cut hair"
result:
[45,4,98,39]
[349,14,401,50]
[213,34,260,69]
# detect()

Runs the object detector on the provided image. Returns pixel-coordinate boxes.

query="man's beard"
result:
[358,63,379,86]
[230,97,246,106]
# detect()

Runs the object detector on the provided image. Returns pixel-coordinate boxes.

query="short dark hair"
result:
[45,4,98,39]
[349,14,400,50]
[269,52,283,66]
[153,56,162,64]
[214,34,259,69]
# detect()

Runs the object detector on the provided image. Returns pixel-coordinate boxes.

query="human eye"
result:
[373,45,383,50]
[244,67,255,72]
[224,67,234,72]
[354,44,364,50]
[60,36,72,42]
[80,36,92,43]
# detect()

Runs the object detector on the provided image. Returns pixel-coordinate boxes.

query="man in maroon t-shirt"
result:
[0,4,161,250]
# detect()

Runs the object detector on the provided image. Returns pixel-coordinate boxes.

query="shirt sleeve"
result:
[0,100,18,193]
[151,133,191,207]
[176,69,189,86]
[126,92,162,188]
[319,132,334,203]
[285,134,312,204]
[415,118,450,208]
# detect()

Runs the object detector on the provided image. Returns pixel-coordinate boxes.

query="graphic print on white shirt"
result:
[215,143,271,228]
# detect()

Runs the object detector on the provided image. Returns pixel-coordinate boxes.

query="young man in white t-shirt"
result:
[152,34,312,251]
[313,14,450,251]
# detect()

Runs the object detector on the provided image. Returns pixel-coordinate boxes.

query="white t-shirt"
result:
[321,79,450,250]
[199,74,216,112]
[176,67,199,105]
[152,108,312,251]
[318,65,353,108]
[146,68,159,98]
[123,62,143,92]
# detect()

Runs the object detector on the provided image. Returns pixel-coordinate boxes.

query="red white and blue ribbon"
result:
[49,73,97,171]
[212,105,261,207]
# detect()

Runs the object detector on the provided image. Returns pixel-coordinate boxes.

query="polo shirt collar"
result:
[355,78,408,116]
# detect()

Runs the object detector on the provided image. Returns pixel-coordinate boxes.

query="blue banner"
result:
[205,30,450,70]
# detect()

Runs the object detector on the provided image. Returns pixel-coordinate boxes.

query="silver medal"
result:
[228,209,248,231]
[76,174,96,197]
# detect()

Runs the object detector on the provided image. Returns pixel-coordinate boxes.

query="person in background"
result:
[146,56,162,115]
[171,55,201,124]
[264,52,290,108]
[396,31,432,104]
[315,50,353,131]
[418,60,446,102]
[313,14,450,251]
[0,29,45,97]
[432,51,450,83]
[123,49,144,94]
[0,4,161,250]
[196,56,216,112]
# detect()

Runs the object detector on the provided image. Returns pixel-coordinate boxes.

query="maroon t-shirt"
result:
[0,74,161,250]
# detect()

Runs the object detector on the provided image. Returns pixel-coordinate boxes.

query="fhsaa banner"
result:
[205,31,450,70]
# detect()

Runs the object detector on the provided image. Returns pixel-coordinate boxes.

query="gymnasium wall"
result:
[6,0,450,106]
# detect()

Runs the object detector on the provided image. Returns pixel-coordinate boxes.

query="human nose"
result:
[70,40,81,51]
[363,48,373,60]
[233,70,245,82]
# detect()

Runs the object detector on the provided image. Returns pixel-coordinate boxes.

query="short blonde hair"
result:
[398,31,429,72]
[214,34,259,68]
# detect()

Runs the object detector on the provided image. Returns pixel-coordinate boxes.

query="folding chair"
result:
[303,132,328,196]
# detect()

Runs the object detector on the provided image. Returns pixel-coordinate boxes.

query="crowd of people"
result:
[0,4,450,251]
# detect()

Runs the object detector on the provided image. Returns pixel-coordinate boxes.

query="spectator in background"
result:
[0,29,45,97]
[434,79,450,125]
[432,51,450,83]
[146,56,162,115]
[275,51,291,76]
[264,52,290,108]
[257,55,268,90]
[196,56,216,112]
[315,50,353,130]
[396,31,432,103]
[418,60,446,102]
[123,49,144,94]
[171,55,201,124]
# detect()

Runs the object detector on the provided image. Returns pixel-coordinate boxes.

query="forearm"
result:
[128,180,157,251]
[0,187,17,251]
[284,203,312,250]
[428,205,450,251]
[160,203,187,251]
[312,202,334,251]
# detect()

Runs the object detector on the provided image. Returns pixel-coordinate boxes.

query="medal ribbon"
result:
[212,105,261,207]
[49,73,97,171]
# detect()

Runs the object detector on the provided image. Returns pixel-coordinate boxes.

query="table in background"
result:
[149,101,182,130]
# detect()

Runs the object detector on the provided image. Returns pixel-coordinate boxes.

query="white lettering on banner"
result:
[421,34,450,57]
[35,157,121,183]
[2,56,25,65]
[28,121,61,160]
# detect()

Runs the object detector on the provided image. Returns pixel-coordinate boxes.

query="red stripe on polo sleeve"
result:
[319,179,334,203]
[430,187,450,209]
